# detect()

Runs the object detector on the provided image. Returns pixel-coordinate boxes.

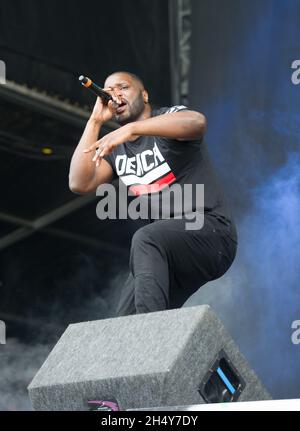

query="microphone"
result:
[79,75,115,104]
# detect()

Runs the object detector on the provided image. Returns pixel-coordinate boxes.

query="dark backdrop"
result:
[0,0,171,410]
[0,0,170,105]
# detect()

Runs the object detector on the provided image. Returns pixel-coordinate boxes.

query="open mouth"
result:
[116,101,127,114]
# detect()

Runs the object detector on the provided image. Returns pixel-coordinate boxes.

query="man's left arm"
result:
[84,110,206,162]
[131,110,207,141]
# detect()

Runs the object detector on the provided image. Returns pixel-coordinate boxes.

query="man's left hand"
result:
[83,124,139,167]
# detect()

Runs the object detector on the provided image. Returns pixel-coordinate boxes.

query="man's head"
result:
[104,71,149,125]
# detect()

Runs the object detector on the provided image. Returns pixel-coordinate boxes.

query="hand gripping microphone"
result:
[79,75,114,104]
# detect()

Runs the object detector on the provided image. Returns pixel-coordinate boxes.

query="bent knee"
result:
[131,224,160,249]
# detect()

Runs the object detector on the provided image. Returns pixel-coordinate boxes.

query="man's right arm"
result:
[69,93,120,194]
[69,118,114,194]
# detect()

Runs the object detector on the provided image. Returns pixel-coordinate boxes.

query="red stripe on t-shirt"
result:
[129,172,176,196]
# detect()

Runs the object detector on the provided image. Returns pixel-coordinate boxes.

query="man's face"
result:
[104,73,147,125]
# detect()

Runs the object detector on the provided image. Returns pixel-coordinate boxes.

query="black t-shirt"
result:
[104,105,236,236]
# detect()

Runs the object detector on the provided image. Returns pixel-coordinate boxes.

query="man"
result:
[69,71,238,316]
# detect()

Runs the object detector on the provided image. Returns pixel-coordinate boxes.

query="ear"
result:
[142,90,149,104]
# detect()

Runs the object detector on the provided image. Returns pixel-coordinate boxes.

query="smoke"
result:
[186,152,300,399]
[0,268,128,411]
[0,339,52,411]
[2,158,299,408]
[3,158,300,407]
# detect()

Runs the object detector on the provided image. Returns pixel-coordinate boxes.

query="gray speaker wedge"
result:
[28,305,271,410]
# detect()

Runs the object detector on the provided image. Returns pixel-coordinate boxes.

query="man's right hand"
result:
[90,88,122,124]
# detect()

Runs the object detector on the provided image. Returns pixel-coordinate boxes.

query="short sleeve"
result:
[158,105,202,144]
[164,105,189,113]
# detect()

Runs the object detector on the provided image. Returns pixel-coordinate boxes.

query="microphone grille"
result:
[79,75,87,84]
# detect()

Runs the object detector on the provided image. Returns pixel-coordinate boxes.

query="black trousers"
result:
[115,212,238,316]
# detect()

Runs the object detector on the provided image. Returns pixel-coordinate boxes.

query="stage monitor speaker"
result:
[28,305,271,410]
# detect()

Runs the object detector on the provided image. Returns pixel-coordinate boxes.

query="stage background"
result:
[187,0,300,400]
[0,0,299,410]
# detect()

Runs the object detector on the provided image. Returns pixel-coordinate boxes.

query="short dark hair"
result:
[106,71,145,89]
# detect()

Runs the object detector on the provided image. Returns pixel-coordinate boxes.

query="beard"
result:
[114,91,145,125]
